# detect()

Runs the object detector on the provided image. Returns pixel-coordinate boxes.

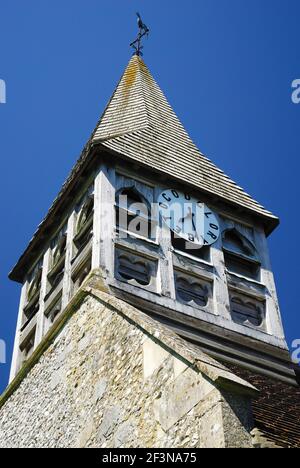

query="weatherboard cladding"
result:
[10,55,277,282]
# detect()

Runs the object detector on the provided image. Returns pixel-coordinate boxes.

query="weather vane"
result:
[130,12,150,56]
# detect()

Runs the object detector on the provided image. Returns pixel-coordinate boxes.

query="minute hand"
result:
[191,213,203,242]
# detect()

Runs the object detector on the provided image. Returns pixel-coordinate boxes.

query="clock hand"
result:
[191,213,205,243]
[191,213,196,232]
[180,207,193,224]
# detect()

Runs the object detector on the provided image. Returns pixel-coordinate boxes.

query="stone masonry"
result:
[0,272,257,448]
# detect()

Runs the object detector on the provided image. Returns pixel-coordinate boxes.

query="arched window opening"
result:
[27,263,43,303]
[72,255,92,294]
[223,229,260,281]
[19,327,36,364]
[73,188,94,256]
[116,187,151,240]
[53,234,67,267]
[47,227,68,297]
[171,231,211,262]
[22,261,43,332]
[223,229,256,258]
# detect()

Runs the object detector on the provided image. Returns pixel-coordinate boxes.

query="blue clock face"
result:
[158,189,220,247]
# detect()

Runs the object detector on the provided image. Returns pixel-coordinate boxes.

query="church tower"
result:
[2,54,300,448]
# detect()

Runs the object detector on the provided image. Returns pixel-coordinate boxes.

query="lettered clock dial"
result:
[158,189,220,247]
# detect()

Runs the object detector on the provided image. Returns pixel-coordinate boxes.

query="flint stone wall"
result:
[0,287,254,448]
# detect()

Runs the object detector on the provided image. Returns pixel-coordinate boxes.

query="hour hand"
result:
[191,214,204,243]
[191,213,196,232]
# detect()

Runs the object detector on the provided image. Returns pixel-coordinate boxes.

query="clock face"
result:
[158,189,220,247]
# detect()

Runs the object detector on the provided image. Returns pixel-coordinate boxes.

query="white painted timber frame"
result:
[9,163,288,383]
[9,282,28,383]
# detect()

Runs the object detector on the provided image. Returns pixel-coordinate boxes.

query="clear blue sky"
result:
[0,0,299,393]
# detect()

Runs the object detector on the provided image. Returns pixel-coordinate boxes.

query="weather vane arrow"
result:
[130,12,150,56]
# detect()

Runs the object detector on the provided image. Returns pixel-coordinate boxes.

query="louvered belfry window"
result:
[171,230,211,262]
[74,188,94,256]
[70,186,94,297]
[47,226,67,298]
[116,187,151,240]
[223,229,261,281]
[19,328,36,362]
[72,256,92,293]
[22,261,43,332]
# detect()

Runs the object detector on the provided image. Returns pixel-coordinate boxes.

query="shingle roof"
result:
[93,55,278,223]
[9,55,278,283]
[227,364,300,448]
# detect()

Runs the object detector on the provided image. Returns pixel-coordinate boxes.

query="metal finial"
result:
[130,12,150,57]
